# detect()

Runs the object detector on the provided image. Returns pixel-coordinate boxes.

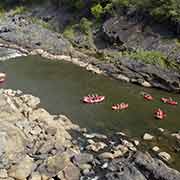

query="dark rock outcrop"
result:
[117,57,180,91]
[103,152,180,180]
[103,17,180,63]
[93,57,180,92]
[0,14,73,55]
[134,152,180,180]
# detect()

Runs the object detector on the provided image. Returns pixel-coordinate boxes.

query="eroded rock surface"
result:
[0,89,81,180]
[0,14,73,55]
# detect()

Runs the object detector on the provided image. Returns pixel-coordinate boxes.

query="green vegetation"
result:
[50,0,180,23]
[0,7,5,18]
[11,6,27,15]
[129,50,167,68]
[79,18,92,35]
[31,17,53,30]
[63,26,75,40]
[1,0,180,24]
[128,50,179,70]
[62,19,95,49]
[91,3,104,19]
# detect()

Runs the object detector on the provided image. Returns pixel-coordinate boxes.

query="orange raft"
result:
[112,103,129,110]
[144,94,153,101]
[83,95,105,104]
[154,108,166,120]
[161,97,178,106]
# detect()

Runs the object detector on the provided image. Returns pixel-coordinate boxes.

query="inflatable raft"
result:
[112,103,128,110]
[83,95,105,104]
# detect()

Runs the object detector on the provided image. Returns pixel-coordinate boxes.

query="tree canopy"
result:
[2,0,180,22]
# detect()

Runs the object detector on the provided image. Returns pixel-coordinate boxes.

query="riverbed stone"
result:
[0,169,8,178]
[111,150,123,158]
[152,146,160,152]
[141,81,152,87]
[54,114,80,130]
[3,89,16,97]
[158,152,171,161]
[114,144,129,155]
[79,163,92,171]
[20,94,40,109]
[8,155,34,180]
[57,162,80,180]
[72,153,94,166]
[0,123,26,169]
[29,172,41,180]
[143,133,154,140]
[116,74,130,82]
[134,151,180,180]
[46,152,70,175]
[133,140,140,146]
[158,128,165,132]
[0,178,15,180]
[171,133,180,140]
[116,132,126,136]
[83,133,107,139]
[86,141,107,152]
[98,152,114,160]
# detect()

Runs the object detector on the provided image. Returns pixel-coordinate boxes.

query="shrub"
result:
[63,26,75,40]
[31,17,52,30]
[91,3,104,19]
[112,0,130,7]
[79,18,92,34]
[12,6,27,15]
[0,7,5,18]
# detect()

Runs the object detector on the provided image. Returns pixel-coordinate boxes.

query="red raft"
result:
[0,72,6,83]
[161,97,178,105]
[154,108,166,120]
[112,103,129,110]
[144,94,153,101]
[83,95,105,104]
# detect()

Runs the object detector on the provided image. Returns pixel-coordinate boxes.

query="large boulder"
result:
[134,152,180,180]
[0,122,26,169]
[8,155,34,180]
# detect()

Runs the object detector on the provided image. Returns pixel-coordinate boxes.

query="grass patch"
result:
[128,50,179,70]
[12,6,27,15]
[0,7,5,18]
[79,18,92,35]
[62,19,95,50]
[31,17,53,30]
[63,26,75,40]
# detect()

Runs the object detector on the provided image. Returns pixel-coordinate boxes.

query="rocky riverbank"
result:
[0,88,179,180]
[1,6,180,92]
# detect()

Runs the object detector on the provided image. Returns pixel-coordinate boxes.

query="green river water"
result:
[0,54,180,169]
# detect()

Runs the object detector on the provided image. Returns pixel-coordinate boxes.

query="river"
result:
[0,51,180,169]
